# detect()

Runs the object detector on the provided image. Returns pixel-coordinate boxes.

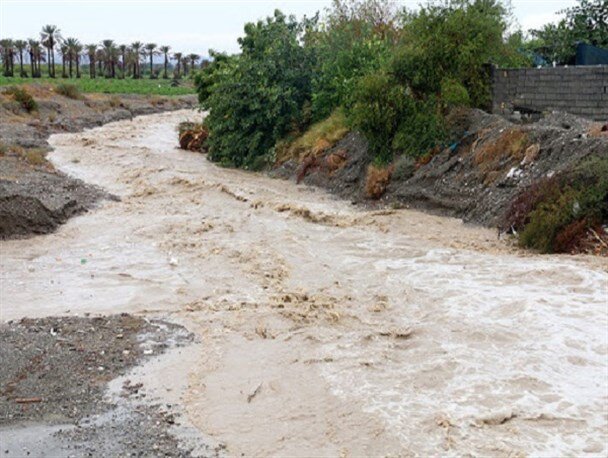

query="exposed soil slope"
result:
[282,109,607,229]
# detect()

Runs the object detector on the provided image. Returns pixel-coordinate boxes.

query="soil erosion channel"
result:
[2,110,607,456]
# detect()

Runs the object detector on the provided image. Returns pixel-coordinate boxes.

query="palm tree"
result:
[64,37,80,78]
[144,43,157,78]
[60,43,69,77]
[40,25,61,77]
[86,44,97,78]
[118,44,127,78]
[14,40,27,76]
[74,42,83,78]
[130,42,143,79]
[27,39,42,77]
[0,39,14,77]
[187,53,200,76]
[159,45,170,79]
[173,52,182,78]
[95,48,104,75]
[101,39,116,78]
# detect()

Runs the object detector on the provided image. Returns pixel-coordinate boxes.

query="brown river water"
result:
[1,110,607,457]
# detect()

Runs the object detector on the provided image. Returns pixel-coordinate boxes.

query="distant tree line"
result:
[0,25,206,79]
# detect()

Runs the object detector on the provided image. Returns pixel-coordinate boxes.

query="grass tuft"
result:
[4,86,38,112]
[55,83,82,99]
[276,109,349,164]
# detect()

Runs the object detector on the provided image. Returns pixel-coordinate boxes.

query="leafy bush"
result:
[348,72,412,163]
[308,0,398,121]
[441,78,471,108]
[55,83,82,99]
[201,10,315,168]
[505,156,608,253]
[392,154,416,181]
[197,0,531,170]
[394,0,527,108]
[5,86,37,112]
[392,97,447,159]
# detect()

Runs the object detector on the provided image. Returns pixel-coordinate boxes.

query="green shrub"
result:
[348,72,413,164]
[201,10,315,168]
[519,186,581,253]
[392,154,416,181]
[392,97,447,159]
[55,83,82,99]
[507,156,608,253]
[5,86,37,112]
[441,78,471,108]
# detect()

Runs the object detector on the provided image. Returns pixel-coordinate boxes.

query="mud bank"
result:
[276,109,608,229]
[0,87,197,239]
[0,315,219,457]
[2,110,606,456]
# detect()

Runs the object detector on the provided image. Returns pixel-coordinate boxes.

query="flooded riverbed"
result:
[1,110,606,456]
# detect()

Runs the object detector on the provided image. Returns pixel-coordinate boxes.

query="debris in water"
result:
[247,383,262,403]
[15,398,43,404]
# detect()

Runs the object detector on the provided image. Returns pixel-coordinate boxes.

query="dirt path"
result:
[1,110,607,457]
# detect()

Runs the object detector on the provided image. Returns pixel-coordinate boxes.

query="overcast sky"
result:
[1,0,577,56]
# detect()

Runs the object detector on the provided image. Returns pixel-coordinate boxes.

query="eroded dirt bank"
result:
[1,110,607,457]
[0,87,197,239]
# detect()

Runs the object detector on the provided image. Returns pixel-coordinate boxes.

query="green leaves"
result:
[531,0,608,65]
[200,11,315,168]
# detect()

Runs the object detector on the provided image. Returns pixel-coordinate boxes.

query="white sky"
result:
[0,0,577,56]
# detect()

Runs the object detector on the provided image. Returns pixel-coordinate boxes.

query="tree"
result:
[531,0,608,65]
[60,43,69,77]
[306,1,399,121]
[187,53,200,75]
[159,45,171,78]
[64,37,80,78]
[201,10,315,168]
[101,39,116,78]
[173,52,183,78]
[131,41,143,78]
[119,44,127,78]
[28,39,42,77]
[86,44,97,78]
[144,43,157,78]
[40,25,61,77]
[0,39,14,77]
[13,40,27,76]
[74,41,83,78]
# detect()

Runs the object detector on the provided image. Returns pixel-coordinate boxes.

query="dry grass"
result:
[325,149,348,172]
[365,164,393,199]
[3,144,50,167]
[23,148,47,166]
[149,96,167,106]
[276,109,349,164]
[474,129,529,172]
[108,95,123,108]
[588,122,608,138]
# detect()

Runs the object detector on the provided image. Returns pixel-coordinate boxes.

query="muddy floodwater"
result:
[1,110,607,457]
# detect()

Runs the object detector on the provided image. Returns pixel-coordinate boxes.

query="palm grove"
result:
[0,25,204,79]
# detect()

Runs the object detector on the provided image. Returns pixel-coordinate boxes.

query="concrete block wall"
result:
[492,66,608,121]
